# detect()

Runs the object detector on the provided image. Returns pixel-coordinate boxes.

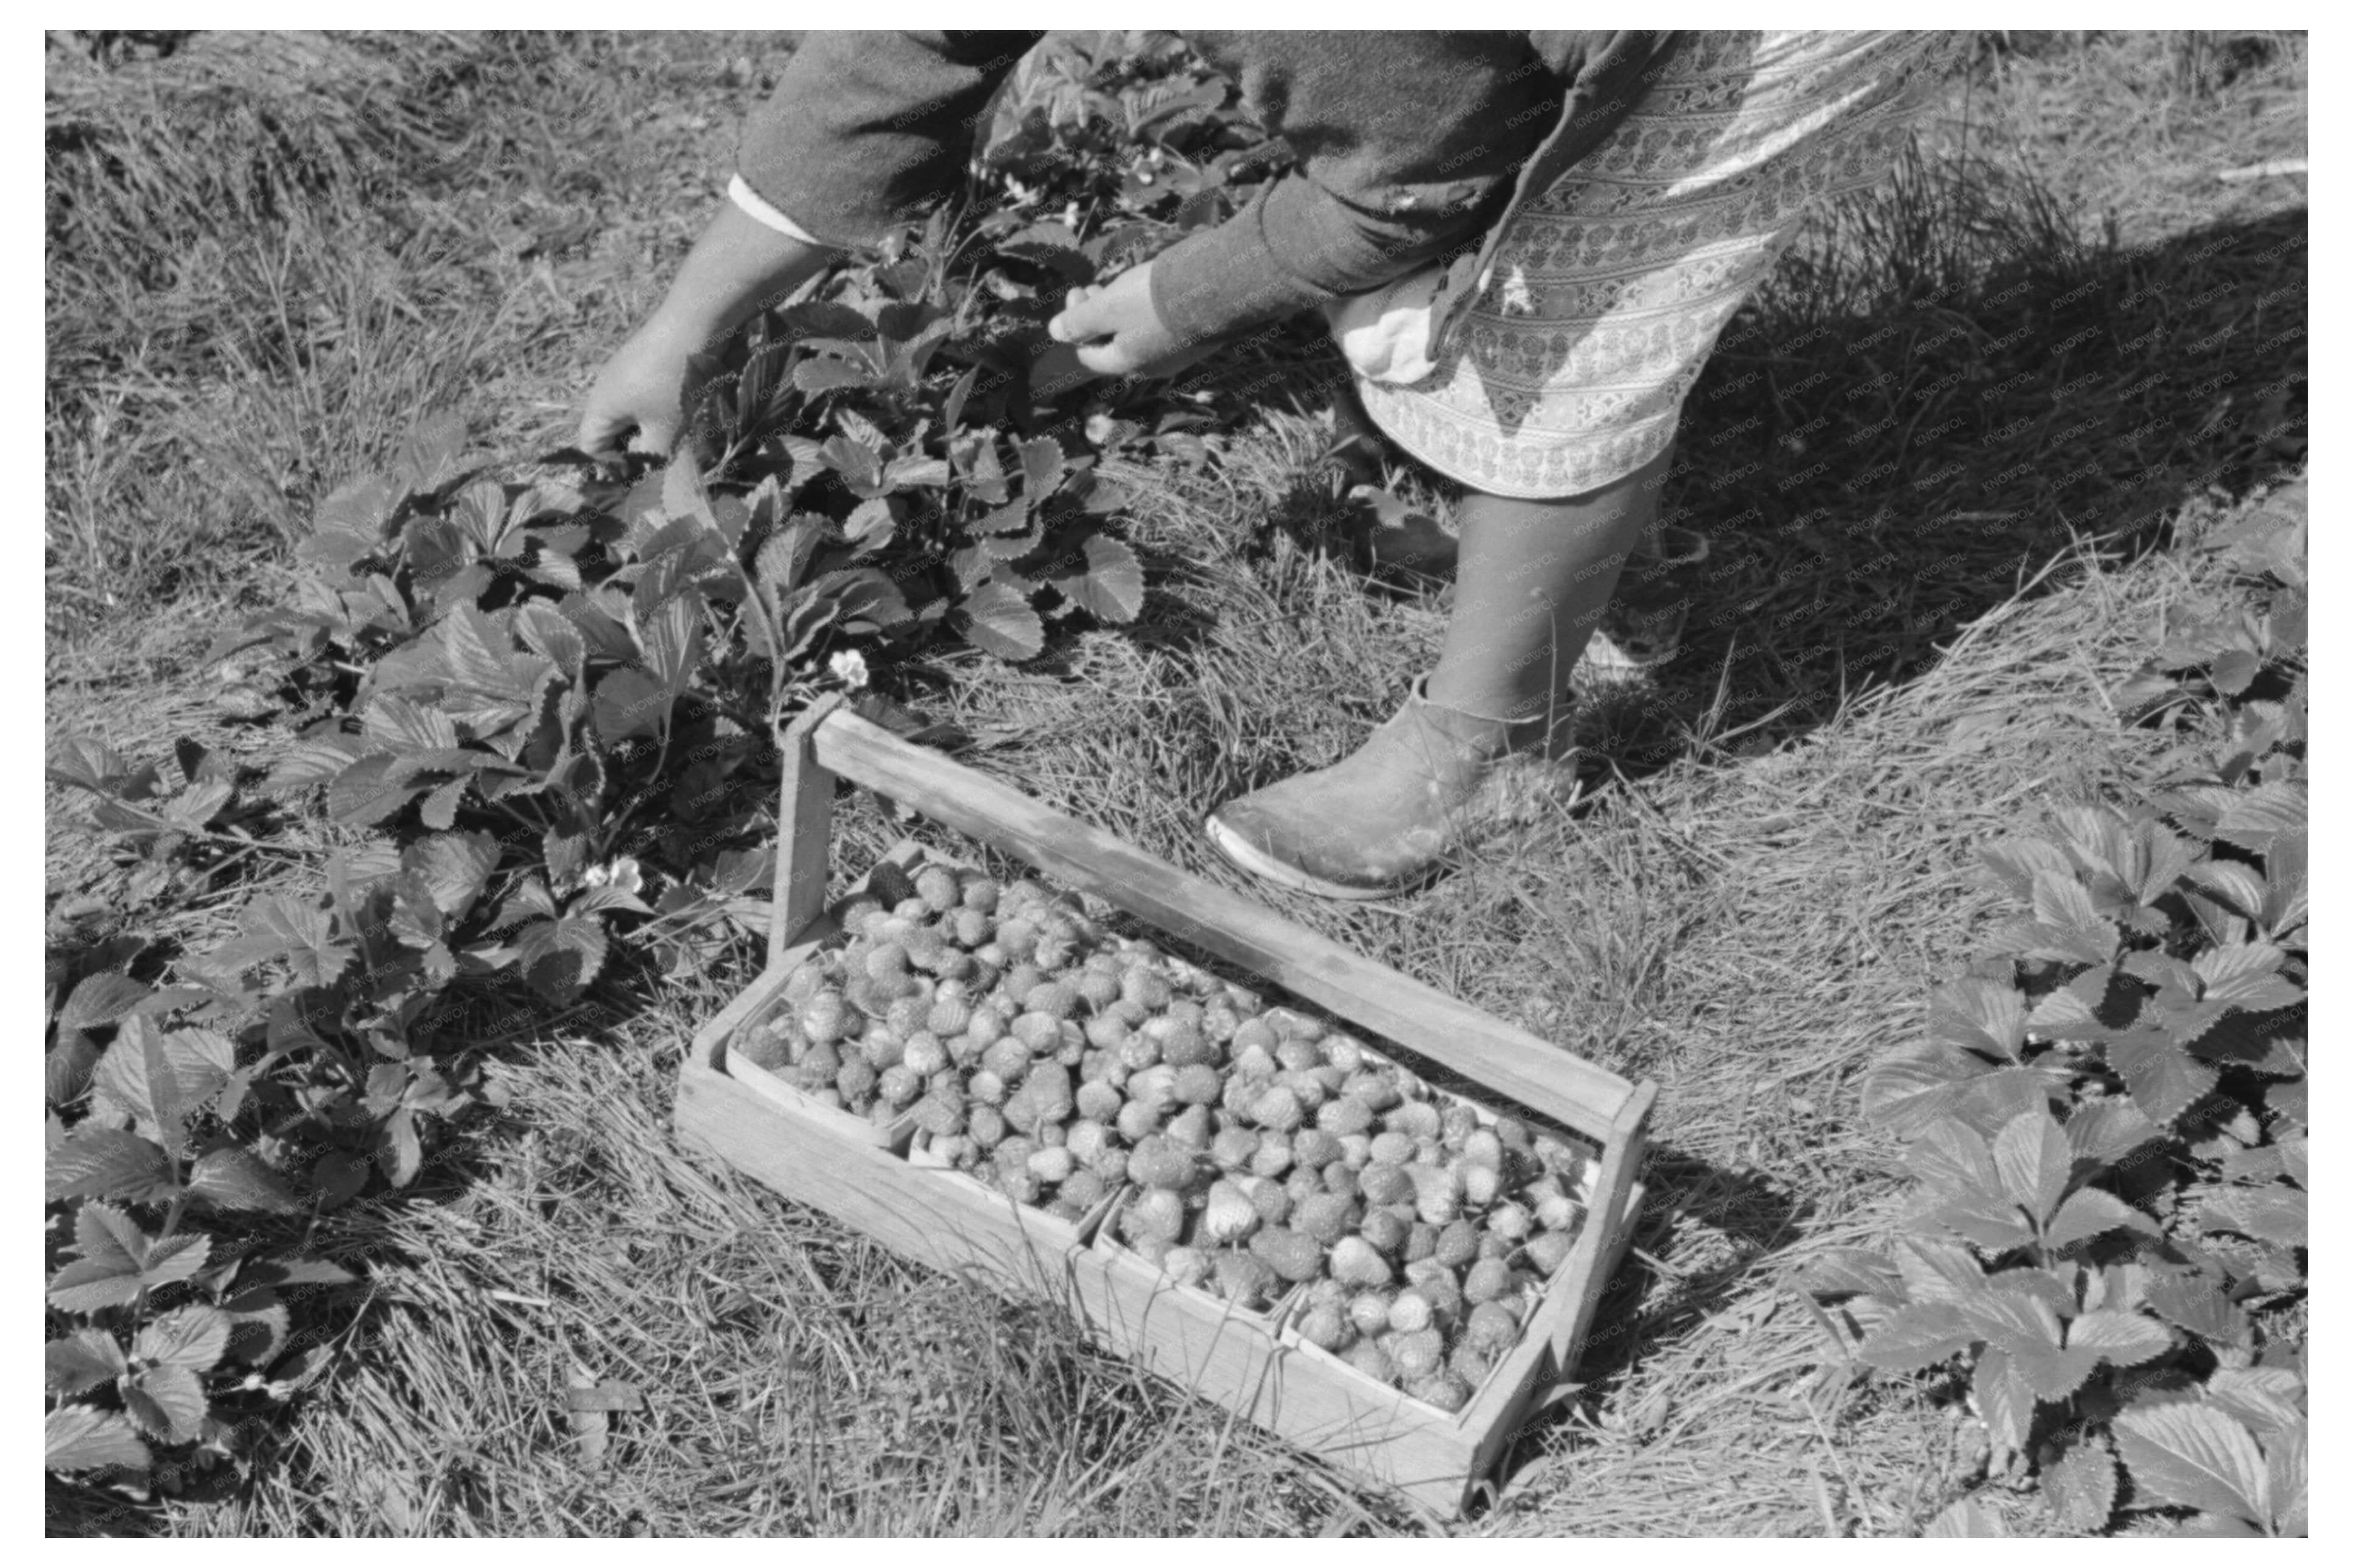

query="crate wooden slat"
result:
[672,695,1658,1514]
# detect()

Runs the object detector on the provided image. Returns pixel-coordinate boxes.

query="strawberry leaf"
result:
[2106,1027,2217,1125]
[2043,1187,2156,1248]
[958,580,1045,661]
[44,1405,151,1474]
[1854,1301,1981,1371]
[2066,1308,2173,1368]
[186,1146,305,1214]
[1992,1108,2072,1228]
[123,1363,209,1444]
[135,1304,233,1376]
[1048,532,1145,623]
[46,1330,130,1396]
[512,916,608,1003]
[2043,1437,2119,1534]
[2114,1401,2269,1524]
[45,1125,175,1205]
[1973,1346,2035,1458]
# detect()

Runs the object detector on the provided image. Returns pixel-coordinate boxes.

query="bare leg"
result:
[1425,446,1673,724]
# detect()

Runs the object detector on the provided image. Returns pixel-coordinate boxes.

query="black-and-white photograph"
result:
[44,26,2308,1538]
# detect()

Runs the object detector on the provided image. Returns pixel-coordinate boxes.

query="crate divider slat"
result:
[673,693,1658,1515]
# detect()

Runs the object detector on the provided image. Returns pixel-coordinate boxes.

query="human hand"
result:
[574,311,721,460]
[1047,262,1205,379]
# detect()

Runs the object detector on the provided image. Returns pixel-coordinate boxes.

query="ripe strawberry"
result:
[1434,1219,1481,1270]
[1211,1127,1261,1171]
[1157,1022,1213,1068]
[1061,1167,1108,1213]
[1241,1175,1291,1226]
[1294,1302,1353,1352]
[1118,967,1173,1011]
[1321,1163,1361,1201]
[1358,1208,1409,1257]
[913,1094,966,1137]
[1367,1132,1417,1167]
[1341,1073,1400,1113]
[967,1104,1007,1149]
[1163,1104,1214,1151]
[1249,1225,1323,1284]
[1405,1370,1471,1413]
[1408,1164,1465,1225]
[799,992,850,1044]
[1322,1035,1366,1074]
[1347,1287,1395,1337]
[1386,1289,1434,1335]
[1464,1258,1514,1304]
[1293,1192,1357,1247]
[864,941,910,980]
[1161,1245,1210,1290]
[1229,1017,1277,1055]
[1330,1235,1391,1288]
[1523,1228,1576,1277]
[1025,981,1078,1021]
[1342,1339,1396,1387]
[1316,1096,1374,1137]
[1202,1180,1261,1243]
[1249,1139,1294,1180]
[1212,1250,1278,1309]
[1115,1098,1163,1144]
[1127,1136,1196,1192]
[1449,1340,1495,1389]
[1124,1186,1186,1244]
[1461,1161,1503,1208]
[1076,969,1121,1013]
[1284,1167,1324,1206]
[1485,1201,1532,1242]
[1011,1013,1061,1052]
[959,877,1000,914]
[1355,1164,1412,1208]
[927,996,975,1038]
[799,1042,843,1082]
[1532,1187,1582,1233]
[1250,1086,1305,1133]
[1026,1145,1076,1184]
[739,1024,794,1071]
[1075,1080,1123,1124]
[1171,1063,1222,1106]
[1389,1328,1444,1381]
[860,1029,906,1073]
[1465,1300,1520,1355]
[900,1032,949,1078]
[877,1065,922,1108]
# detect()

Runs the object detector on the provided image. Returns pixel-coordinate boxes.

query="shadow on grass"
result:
[1219,177,2306,789]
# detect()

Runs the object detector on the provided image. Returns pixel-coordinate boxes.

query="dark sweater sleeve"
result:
[735,30,1042,250]
[1147,32,1571,347]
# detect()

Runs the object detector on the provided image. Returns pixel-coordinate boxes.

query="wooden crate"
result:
[673,695,1658,1516]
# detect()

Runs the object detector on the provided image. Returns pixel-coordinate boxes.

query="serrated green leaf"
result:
[1049,532,1145,623]
[1973,1346,2035,1459]
[512,916,608,1004]
[1890,1236,1987,1305]
[135,1304,233,1376]
[1921,1496,2009,1538]
[2107,1027,2216,1125]
[46,1330,129,1396]
[122,1363,209,1444]
[959,579,1045,660]
[2211,780,2304,854]
[1930,976,2029,1060]
[2196,1185,2306,1248]
[2267,1421,2306,1536]
[2115,1401,2268,1522]
[2143,1265,2248,1345]
[45,1404,151,1474]
[328,752,426,829]
[186,1146,304,1214]
[2043,1437,2119,1533]
[2062,1098,2160,1170]
[1862,1046,1983,1136]
[45,1126,175,1205]
[2067,1309,2173,1367]
[2043,1187,2155,1248]
[1854,1300,1980,1371]
[398,831,500,923]
[1798,1248,1904,1302]
[1993,1108,2072,1228]
[2200,1368,2304,1436]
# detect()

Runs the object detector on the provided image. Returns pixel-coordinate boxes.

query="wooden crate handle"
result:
[768,692,844,971]
[803,705,1636,1141]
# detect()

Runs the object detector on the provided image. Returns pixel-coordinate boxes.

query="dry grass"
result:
[44,29,2306,1538]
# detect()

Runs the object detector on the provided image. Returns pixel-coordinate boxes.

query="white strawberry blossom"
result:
[583,856,642,896]
[829,649,869,691]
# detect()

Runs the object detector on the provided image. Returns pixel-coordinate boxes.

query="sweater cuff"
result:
[728,174,829,247]
[1148,195,1343,349]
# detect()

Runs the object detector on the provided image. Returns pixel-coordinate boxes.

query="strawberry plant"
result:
[1810,494,2307,1536]
[45,206,1187,1499]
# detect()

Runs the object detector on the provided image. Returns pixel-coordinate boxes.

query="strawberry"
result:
[1249,1225,1323,1284]
[1211,1127,1261,1171]
[1162,1245,1210,1290]
[1294,1302,1354,1352]
[1293,1192,1358,1247]
[1342,1339,1397,1387]
[1405,1370,1471,1413]
[967,1104,1006,1149]
[1523,1228,1576,1277]
[1330,1235,1392,1289]
[1075,1079,1123,1123]
[1251,1085,1305,1133]
[1211,1250,1277,1309]
[959,877,1000,914]
[1171,1063,1222,1106]
[1290,1129,1342,1169]
[1358,1208,1409,1256]
[1248,1139,1294,1180]
[1060,1168,1108,1213]
[1347,1288,1395,1337]
[1316,1096,1374,1137]
[1202,1179,1261,1243]
[1465,1300,1520,1356]
[1389,1328,1444,1381]
[1464,1258,1515,1304]
[1355,1163,1412,1208]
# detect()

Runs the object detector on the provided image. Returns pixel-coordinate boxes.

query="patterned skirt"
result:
[1354,31,1965,500]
